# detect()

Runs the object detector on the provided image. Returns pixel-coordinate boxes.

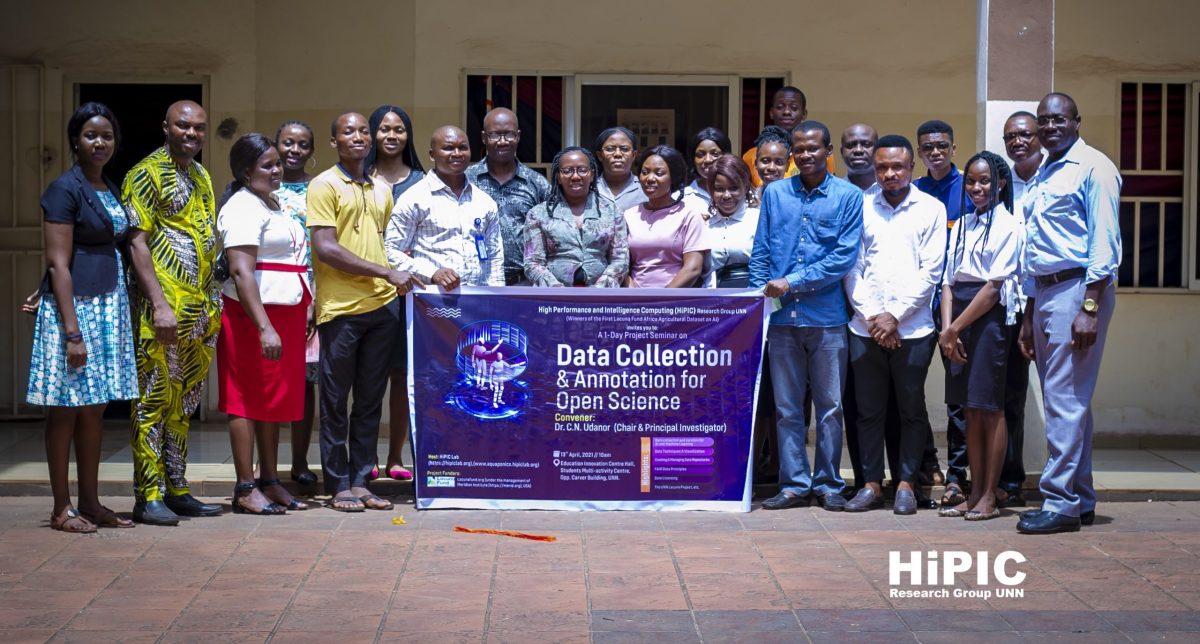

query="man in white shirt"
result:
[843,134,947,515]
[386,126,504,289]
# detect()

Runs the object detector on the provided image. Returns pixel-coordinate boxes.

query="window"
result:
[1117,82,1189,288]
[464,73,787,177]
[465,74,564,177]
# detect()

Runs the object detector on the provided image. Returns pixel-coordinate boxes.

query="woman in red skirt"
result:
[217,133,312,514]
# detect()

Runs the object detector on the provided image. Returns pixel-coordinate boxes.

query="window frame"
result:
[462,71,791,172]
[1113,77,1196,292]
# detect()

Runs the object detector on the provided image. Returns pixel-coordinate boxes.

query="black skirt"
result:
[944,281,1011,411]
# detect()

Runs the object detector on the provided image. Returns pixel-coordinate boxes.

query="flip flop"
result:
[329,494,365,513]
[964,508,1002,521]
[80,506,135,528]
[50,507,97,533]
[359,493,394,511]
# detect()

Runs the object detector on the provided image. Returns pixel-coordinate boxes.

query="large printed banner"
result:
[407,287,769,512]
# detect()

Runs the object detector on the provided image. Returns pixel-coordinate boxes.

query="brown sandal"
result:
[50,507,97,534]
[81,506,135,528]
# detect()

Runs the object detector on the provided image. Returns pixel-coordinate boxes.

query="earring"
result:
[306,156,317,171]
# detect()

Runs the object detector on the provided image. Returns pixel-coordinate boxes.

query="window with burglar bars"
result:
[465,74,564,178]
[1117,82,1189,288]
[465,73,788,179]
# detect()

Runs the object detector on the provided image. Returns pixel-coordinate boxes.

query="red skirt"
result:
[217,292,310,422]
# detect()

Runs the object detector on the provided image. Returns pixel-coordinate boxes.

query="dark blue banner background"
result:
[408,287,767,511]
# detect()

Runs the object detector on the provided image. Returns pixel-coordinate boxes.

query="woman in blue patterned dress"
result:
[27,102,139,532]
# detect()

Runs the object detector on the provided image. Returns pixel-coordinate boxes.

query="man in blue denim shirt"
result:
[1016,93,1121,535]
[749,120,863,511]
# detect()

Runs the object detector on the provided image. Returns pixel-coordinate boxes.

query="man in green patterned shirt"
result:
[123,100,223,525]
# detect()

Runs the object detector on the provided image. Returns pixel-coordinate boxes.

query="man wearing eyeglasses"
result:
[466,108,551,285]
[1016,93,1121,535]
[995,111,1046,510]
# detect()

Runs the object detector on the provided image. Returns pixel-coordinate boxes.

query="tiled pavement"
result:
[0,496,1198,643]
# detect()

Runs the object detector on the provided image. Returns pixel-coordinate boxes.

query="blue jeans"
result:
[767,325,847,497]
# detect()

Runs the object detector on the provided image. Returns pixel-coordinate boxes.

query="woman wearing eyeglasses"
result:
[524,146,628,287]
[594,127,647,214]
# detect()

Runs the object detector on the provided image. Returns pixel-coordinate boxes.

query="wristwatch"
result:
[1081,298,1099,314]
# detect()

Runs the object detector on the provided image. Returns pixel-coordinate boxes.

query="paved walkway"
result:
[0,496,1198,643]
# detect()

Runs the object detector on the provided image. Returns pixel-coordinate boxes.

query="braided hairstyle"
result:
[754,125,791,151]
[953,149,1013,272]
[546,146,600,211]
[275,119,313,143]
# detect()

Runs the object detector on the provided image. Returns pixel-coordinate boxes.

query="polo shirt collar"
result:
[334,163,373,185]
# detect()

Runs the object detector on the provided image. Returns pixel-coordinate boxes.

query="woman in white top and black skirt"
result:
[217,133,313,514]
[937,151,1023,521]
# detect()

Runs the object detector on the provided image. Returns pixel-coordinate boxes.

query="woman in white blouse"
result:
[216,133,312,514]
[937,151,1023,522]
[704,154,760,288]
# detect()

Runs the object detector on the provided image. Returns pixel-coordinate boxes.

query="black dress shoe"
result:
[893,489,918,515]
[290,469,318,487]
[165,493,223,517]
[761,491,810,510]
[133,500,179,526]
[1017,510,1081,534]
[817,492,846,512]
[844,487,885,512]
[997,491,1027,508]
[1019,509,1095,525]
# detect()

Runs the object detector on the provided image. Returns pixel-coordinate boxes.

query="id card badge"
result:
[471,217,488,261]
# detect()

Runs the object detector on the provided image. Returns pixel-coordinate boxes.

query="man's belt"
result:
[1034,266,1086,287]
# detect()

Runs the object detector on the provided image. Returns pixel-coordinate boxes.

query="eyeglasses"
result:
[602,145,633,155]
[559,167,592,177]
[1003,131,1036,142]
[919,142,952,152]
[1036,114,1075,127]
[485,131,517,142]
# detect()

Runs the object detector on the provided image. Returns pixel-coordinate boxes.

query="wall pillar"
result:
[976,0,1055,483]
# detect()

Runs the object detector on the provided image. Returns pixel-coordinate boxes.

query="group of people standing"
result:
[747,89,1119,537]
[28,84,1117,537]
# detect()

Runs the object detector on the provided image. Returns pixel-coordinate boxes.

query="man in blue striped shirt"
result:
[750,120,863,512]
[1016,92,1122,535]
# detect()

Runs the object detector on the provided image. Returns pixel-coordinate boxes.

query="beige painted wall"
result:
[3,0,1198,435]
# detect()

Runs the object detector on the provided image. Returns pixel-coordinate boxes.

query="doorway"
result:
[74,82,204,419]
[75,82,204,187]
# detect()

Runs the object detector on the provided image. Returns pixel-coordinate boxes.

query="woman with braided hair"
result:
[937,150,1023,521]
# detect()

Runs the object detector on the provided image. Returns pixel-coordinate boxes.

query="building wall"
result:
[2,0,1197,435]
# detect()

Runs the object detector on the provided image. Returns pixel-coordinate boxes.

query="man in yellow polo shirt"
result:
[742,86,835,187]
[308,111,421,512]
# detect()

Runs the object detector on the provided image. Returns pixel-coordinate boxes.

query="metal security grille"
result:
[1117,82,1189,288]
[465,75,564,178]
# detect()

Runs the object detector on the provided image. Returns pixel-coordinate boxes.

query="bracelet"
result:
[64,332,83,343]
